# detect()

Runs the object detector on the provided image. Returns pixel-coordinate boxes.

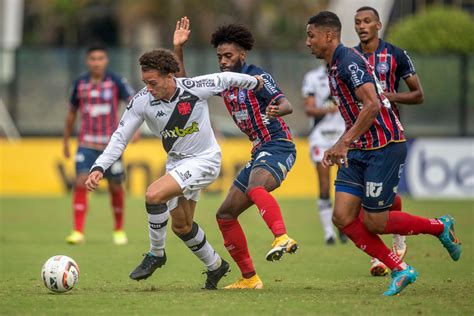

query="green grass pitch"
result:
[0,195,472,315]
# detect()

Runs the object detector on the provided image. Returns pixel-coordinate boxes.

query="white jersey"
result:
[302,66,345,162]
[92,72,259,172]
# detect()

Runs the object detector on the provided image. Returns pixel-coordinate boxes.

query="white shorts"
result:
[166,151,221,211]
[309,125,345,163]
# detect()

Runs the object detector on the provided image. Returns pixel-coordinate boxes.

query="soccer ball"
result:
[41,255,80,293]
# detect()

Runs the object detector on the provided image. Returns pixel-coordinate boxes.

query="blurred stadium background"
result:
[0,0,472,199]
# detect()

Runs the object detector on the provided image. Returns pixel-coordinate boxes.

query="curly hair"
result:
[139,49,180,74]
[210,24,254,50]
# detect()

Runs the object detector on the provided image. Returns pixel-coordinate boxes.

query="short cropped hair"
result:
[356,6,380,20]
[307,11,342,33]
[139,49,180,74]
[210,24,254,50]
[87,44,107,55]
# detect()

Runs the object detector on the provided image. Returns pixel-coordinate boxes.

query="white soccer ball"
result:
[41,255,80,293]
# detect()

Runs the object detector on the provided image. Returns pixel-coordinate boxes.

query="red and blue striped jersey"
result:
[220,63,292,152]
[327,44,405,150]
[69,72,134,148]
[354,39,416,118]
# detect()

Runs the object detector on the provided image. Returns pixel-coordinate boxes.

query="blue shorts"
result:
[234,140,296,193]
[335,142,406,212]
[75,146,125,182]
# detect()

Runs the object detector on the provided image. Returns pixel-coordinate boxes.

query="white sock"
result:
[146,203,169,257]
[178,222,221,271]
[318,199,336,240]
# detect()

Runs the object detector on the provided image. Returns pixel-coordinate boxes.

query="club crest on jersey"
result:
[102,89,113,100]
[178,102,192,115]
[161,121,199,139]
[238,89,246,103]
[376,62,389,75]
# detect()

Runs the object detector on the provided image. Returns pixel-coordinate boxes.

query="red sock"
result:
[217,218,255,278]
[73,186,88,232]
[342,218,403,271]
[111,188,124,231]
[384,211,444,236]
[359,194,403,221]
[247,186,286,237]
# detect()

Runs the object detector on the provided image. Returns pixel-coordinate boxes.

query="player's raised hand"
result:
[173,16,190,47]
[85,171,104,191]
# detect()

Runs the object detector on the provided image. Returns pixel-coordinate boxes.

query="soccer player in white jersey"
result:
[302,65,347,245]
[85,49,266,289]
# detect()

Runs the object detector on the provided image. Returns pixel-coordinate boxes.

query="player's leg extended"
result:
[171,197,230,289]
[108,180,127,245]
[129,174,182,281]
[66,173,88,244]
[246,167,299,261]
[216,185,263,289]
[316,162,337,245]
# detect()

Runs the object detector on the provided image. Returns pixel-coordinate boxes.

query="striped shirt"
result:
[354,39,416,118]
[220,63,292,152]
[69,72,134,148]
[327,44,405,150]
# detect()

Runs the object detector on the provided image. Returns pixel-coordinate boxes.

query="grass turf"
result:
[0,195,472,315]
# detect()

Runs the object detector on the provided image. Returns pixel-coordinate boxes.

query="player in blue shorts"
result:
[306,11,461,296]
[63,45,136,245]
[174,17,298,289]
[353,6,425,277]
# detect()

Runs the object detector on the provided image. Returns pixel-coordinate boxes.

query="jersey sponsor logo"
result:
[179,94,192,101]
[155,110,166,117]
[261,114,270,125]
[178,102,192,115]
[234,110,248,121]
[133,88,148,100]
[182,79,195,89]
[376,62,389,75]
[195,78,216,88]
[261,73,279,95]
[366,181,383,198]
[119,120,125,127]
[348,62,365,87]
[88,104,111,117]
[160,121,199,139]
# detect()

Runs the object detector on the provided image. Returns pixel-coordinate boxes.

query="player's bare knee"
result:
[145,188,167,204]
[171,221,192,236]
[332,212,349,229]
[216,206,235,220]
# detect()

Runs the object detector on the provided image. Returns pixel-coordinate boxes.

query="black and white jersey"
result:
[92,72,259,172]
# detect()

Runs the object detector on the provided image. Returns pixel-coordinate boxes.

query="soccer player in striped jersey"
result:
[174,18,298,289]
[306,11,461,296]
[63,45,135,245]
[354,6,425,277]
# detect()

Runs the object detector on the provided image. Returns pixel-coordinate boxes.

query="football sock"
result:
[384,211,444,236]
[146,203,169,257]
[73,186,88,233]
[111,187,124,231]
[341,218,403,271]
[318,198,336,240]
[247,186,286,237]
[177,222,221,271]
[217,218,256,278]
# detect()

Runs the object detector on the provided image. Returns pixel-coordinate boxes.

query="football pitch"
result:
[1,195,472,315]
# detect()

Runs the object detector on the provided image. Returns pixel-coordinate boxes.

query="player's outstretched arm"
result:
[173,16,190,78]
[384,74,424,104]
[85,170,104,191]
